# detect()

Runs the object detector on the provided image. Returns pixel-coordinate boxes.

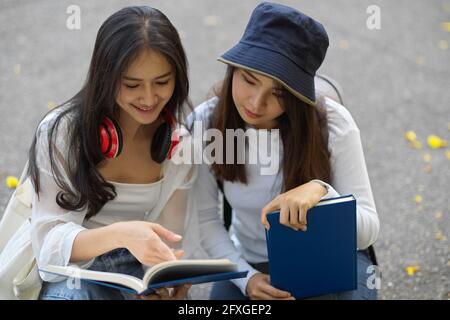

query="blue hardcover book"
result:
[40,259,248,296]
[265,195,357,299]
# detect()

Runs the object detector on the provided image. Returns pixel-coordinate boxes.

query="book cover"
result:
[265,195,357,299]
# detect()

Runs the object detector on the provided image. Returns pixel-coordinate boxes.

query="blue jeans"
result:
[38,248,144,300]
[210,251,378,300]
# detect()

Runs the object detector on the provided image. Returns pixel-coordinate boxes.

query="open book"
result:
[39,259,248,296]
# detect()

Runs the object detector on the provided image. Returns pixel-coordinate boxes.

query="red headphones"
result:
[99,109,179,163]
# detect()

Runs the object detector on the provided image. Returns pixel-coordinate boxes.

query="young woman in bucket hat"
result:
[191,2,379,300]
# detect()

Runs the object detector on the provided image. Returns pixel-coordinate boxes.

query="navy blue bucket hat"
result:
[218,2,329,106]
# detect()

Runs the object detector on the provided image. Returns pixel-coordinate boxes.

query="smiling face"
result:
[115,48,175,127]
[231,68,285,129]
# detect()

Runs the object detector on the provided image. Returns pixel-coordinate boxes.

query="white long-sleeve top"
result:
[31,106,199,282]
[192,97,380,295]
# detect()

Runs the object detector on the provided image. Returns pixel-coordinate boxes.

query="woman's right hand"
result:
[113,221,184,266]
[136,284,192,300]
[246,273,295,300]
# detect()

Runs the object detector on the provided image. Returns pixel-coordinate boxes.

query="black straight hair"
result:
[27,6,192,220]
[210,66,331,192]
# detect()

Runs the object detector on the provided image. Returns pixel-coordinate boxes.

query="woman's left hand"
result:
[261,180,328,231]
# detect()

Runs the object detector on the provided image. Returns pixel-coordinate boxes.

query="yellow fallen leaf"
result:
[415,55,425,65]
[442,22,450,32]
[427,135,448,149]
[424,164,432,173]
[422,153,431,162]
[339,40,349,50]
[203,15,221,27]
[14,64,21,76]
[435,212,443,219]
[435,231,447,241]
[6,176,19,189]
[405,131,417,142]
[414,195,423,203]
[446,150,450,160]
[47,101,56,110]
[439,40,449,50]
[411,140,422,149]
[405,265,420,276]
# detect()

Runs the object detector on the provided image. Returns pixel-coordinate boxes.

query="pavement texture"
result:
[0,0,449,300]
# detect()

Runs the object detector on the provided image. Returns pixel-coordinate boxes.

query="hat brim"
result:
[218,42,316,106]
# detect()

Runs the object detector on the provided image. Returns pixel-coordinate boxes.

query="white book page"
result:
[316,195,355,206]
[40,265,145,293]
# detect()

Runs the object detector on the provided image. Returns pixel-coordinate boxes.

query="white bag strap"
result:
[18,160,30,185]
[14,161,33,210]
[0,160,32,252]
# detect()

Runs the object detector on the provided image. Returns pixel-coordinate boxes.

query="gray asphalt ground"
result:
[0,0,449,300]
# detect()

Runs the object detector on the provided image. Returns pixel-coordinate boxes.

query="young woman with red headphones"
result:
[26,6,196,300]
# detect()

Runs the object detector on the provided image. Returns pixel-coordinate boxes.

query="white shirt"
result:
[31,106,199,282]
[192,97,380,295]
[83,179,163,229]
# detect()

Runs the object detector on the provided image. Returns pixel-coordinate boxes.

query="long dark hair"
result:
[27,6,192,220]
[210,66,331,192]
